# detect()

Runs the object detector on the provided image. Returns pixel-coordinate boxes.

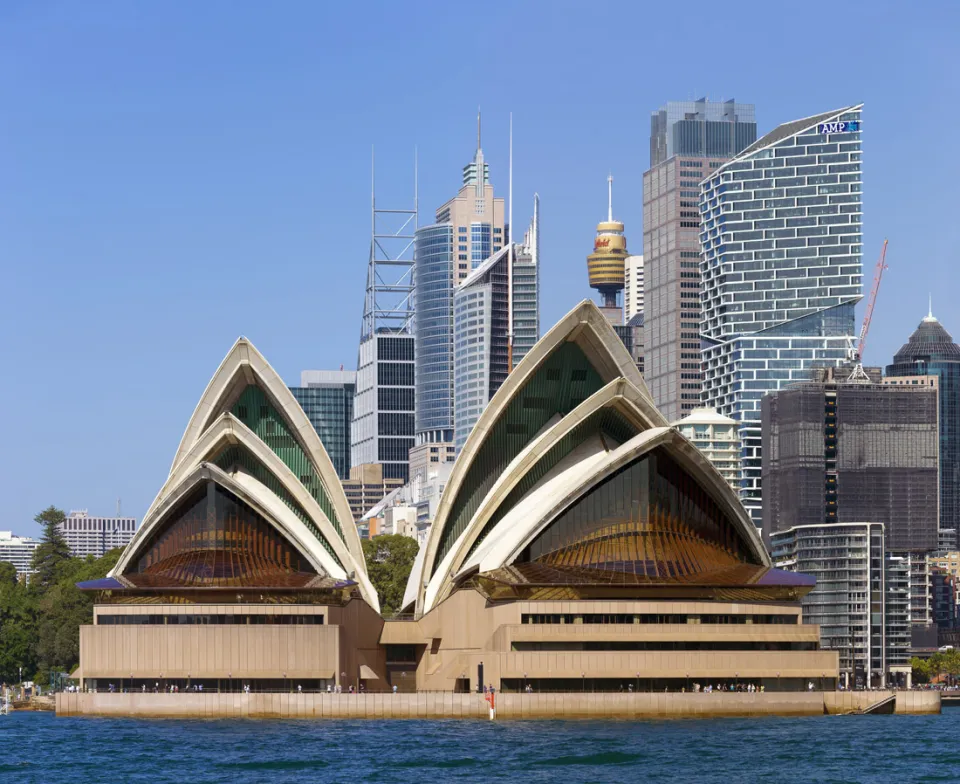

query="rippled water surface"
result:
[0,709,956,783]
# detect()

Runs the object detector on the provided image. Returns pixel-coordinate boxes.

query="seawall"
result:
[55,690,940,719]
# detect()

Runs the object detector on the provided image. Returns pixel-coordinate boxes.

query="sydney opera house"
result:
[73,301,838,694]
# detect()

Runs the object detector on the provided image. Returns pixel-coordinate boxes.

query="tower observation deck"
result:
[587,176,628,320]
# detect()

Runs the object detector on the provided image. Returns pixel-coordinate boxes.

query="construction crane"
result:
[847,239,889,381]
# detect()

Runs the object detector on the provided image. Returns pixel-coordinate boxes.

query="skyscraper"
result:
[701,105,864,522]
[762,365,939,551]
[351,155,417,481]
[623,254,644,323]
[291,370,356,480]
[412,115,505,474]
[886,308,960,548]
[643,99,757,422]
[453,196,540,449]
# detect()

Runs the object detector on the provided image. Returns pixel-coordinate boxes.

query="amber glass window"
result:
[519,447,758,576]
[131,481,317,586]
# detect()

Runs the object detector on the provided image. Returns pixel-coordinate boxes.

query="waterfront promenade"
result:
[56,689,939,719]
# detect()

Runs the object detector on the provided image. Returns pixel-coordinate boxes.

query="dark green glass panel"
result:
[464,407,640,563]
[231,385,345,543]
[212,445,343,569]
[432,342,604,572]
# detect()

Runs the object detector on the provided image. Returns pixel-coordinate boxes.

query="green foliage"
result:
[0,563,35,684]
[910,656,932,683]
[30,506,71,593]
[0,506,123,687]
[361,534,419,615]
[32,548,123,684]
[911,650,960,684]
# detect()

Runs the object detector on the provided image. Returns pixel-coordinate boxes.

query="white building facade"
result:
[59,511,137,559]
[771,522,889,687]
[0,531,40,578]
[623,254,644,322]
[700,105,863,522]
[674,407,740,492]
[453,199,540,450]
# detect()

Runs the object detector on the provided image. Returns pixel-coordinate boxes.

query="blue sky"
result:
[2,0,957,536]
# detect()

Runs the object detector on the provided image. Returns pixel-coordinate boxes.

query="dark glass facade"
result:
[762,369,939,551]
[520,447,758,573]
[133,481,318,587]
[886,316,960,537]
[650,99,757,167]
[232,384,345,540]
[432,341,605,571]
[290,381,354,481]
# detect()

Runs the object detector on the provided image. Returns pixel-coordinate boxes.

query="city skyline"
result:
[3,1,959,535]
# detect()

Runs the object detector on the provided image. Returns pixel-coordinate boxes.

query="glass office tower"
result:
[291,370,357,480]
[453,197,540,450]
[700,105,864,524]
[643,99,756,421]
[413,116,505,470]
[886,310,960,546]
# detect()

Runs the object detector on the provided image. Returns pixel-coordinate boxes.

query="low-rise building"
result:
[342,463,404,522]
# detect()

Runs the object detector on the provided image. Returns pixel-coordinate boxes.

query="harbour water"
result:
[0,709,956,783]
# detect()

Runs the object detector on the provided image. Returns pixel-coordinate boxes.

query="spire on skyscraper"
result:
[924,293,938,323]
[462,109,489,190]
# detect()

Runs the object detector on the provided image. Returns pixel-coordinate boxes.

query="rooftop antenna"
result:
[507,112,515,373]
[607,174,614,222]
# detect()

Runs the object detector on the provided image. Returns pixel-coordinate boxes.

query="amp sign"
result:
[818,120,861,134]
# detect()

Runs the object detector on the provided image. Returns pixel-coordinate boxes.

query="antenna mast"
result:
[607,174,613,222]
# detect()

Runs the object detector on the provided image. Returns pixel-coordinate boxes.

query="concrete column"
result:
[906,671,912,690]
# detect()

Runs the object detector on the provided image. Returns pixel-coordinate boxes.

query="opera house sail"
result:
[401,301,837,693]
[71,303,837,699]
[74,338,385,692]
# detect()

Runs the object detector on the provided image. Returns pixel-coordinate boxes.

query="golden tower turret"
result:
[587,175,628,325]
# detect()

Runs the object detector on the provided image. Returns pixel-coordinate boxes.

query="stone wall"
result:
[823,690,940,715]
[56,690,941,719]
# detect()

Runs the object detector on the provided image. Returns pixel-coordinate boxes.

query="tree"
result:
[29,506,71,594]
[33,548,123,684]
[0,563,35,684]
[910,656,932,684]
[361,534,419,615]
